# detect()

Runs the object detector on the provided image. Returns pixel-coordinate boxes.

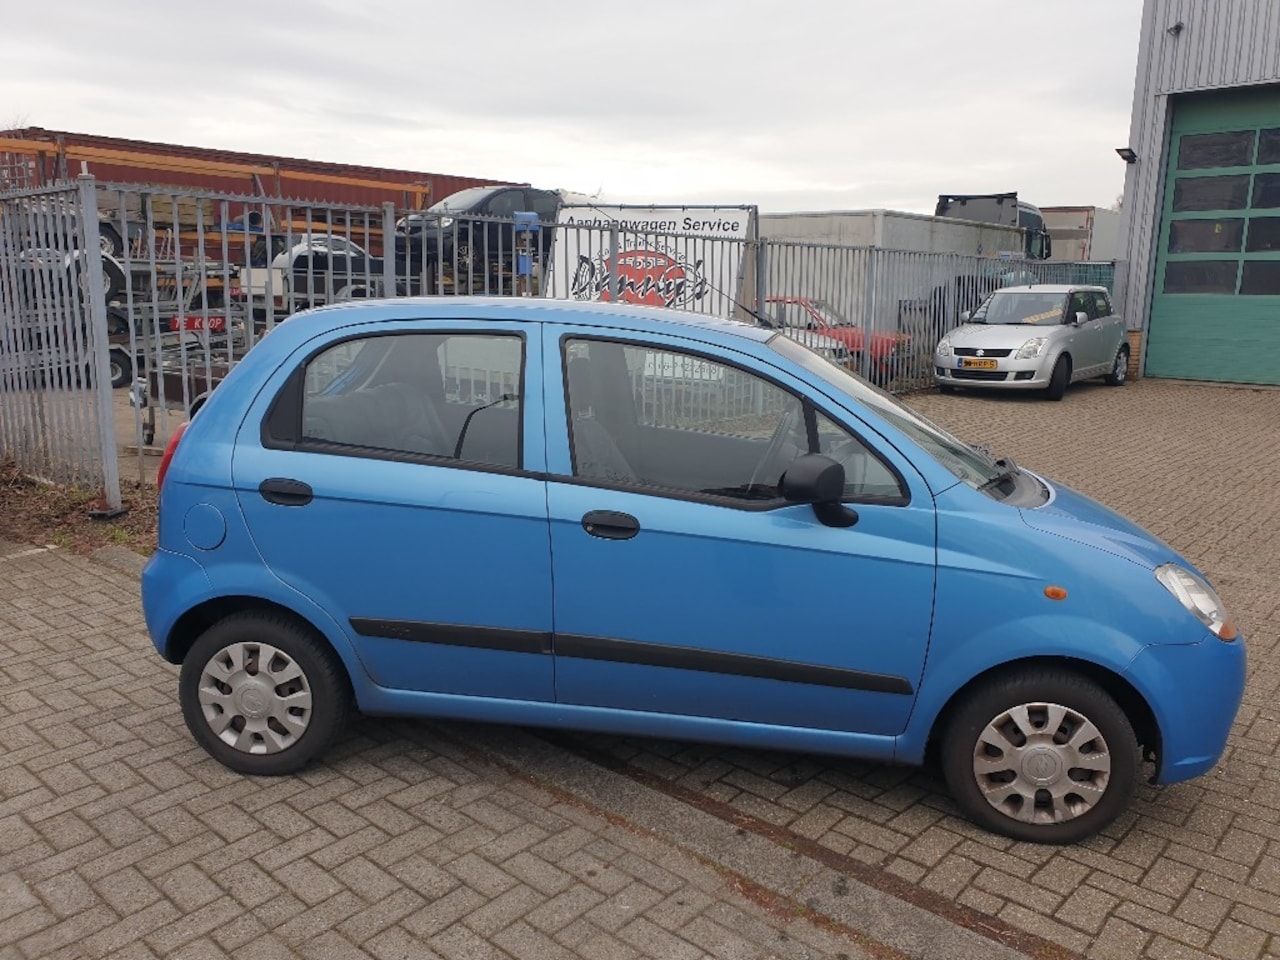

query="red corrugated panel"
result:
[6,127,515,209]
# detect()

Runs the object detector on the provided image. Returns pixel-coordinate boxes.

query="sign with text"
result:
[546,204,755,317]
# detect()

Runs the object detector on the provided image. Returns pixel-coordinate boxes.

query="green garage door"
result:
[1148,86,1280,384]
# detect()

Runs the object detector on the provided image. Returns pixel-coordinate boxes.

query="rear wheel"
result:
[941,669,1140,844]
[1044,357,1070,401]
[1105,345,1130,386]
[179,613,351,775]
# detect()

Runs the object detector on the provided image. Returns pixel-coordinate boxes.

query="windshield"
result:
[808,299,856,328]
[769,335,1006,490]
[427,187,501,214]
[970,291,1066,326]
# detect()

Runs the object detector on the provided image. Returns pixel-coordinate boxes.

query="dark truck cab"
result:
[935,192,1053,260]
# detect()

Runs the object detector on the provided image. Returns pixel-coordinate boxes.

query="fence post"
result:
[609,224,621,302]
[76,174,122,513]
[755,240,768,322]
[382,202,397,299]
[861,249,878,380]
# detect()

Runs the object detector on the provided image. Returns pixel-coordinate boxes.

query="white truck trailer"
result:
[1041,206,1121,261]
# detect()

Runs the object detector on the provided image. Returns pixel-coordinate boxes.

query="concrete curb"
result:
[90,543,149,579]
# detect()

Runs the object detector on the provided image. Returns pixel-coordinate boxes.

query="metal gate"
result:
[0,177,121,510]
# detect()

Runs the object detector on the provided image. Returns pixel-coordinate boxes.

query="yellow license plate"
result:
[960,358,998,370]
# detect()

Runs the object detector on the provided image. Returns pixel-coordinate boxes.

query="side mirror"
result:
[781,454,859,528]
[959,310,971,322]
[1073,311,1089,325]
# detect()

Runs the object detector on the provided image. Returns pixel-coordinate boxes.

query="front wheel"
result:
[1105,344,1130,386]
[941,669,1140,844]
[1044,356,1070,401]
[179,613,351,775]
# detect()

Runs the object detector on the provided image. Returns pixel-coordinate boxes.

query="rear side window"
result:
[291,332,523,469]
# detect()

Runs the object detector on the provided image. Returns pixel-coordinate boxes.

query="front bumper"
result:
[934,354,1053,389]
[1122,631,1247,784]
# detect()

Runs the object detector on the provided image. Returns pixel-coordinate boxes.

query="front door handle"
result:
[259,478,313,506]
[582,510,640,540]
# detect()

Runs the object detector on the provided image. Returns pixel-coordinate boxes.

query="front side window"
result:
[1067,292,1093,321]
[562,338,903,503]
[529,190,561,221]
[485,191,524,218]
[299,332,522,468]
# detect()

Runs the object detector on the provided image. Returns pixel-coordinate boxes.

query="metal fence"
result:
[2,176,1117,492]
[0,178,120,509]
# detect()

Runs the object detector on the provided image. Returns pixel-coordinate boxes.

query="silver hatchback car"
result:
[934,285,1128,400]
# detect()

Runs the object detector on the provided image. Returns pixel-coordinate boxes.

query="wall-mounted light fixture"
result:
[1116,147,1138,163]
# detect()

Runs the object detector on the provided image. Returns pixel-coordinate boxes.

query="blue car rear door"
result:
[231,319,555,703]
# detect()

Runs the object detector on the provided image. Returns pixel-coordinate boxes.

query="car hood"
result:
[944,323,1060,350]
[1019,478,1182,571]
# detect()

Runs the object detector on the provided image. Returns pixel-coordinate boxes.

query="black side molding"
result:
[556,634,913,695]
[349,618,552,655]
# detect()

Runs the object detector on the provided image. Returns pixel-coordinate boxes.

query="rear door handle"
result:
[259,478,313,506]
[582,510,640,540]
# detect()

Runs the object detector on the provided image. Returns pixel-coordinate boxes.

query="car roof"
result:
[994,284,1107,295]
[290,296,776,343]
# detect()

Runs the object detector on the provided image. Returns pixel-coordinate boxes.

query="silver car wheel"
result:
[971,701,1111,825]
[197,641,313,755]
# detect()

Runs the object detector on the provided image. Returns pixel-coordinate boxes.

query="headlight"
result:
[1016,337,1048,359]
[936,339,952,357]
[438,216,455,230]
[1155,563,1237,640]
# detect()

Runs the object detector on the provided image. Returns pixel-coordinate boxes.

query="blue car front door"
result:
[543,330,936,737]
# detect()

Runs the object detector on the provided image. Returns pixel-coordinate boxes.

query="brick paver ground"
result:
[0,554,995,958]
[2,378,1277,959]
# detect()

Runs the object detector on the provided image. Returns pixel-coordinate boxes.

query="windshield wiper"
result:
[977,456,1020,493]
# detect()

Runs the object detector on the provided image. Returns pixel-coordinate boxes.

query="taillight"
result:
[156,421,189,491]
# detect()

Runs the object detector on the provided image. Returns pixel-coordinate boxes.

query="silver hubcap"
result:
[971,702,1111,825]
[197,641,313,755]
[1115,351,1127,380]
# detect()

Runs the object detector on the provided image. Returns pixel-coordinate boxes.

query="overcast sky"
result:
[3,0,1143,214]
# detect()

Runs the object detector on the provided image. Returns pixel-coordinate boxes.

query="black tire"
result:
[179,612,351,775]
[1104,345,1130,386]
[1044,356,1070,401]
[70,254,126,304]
[941,669,1139,844]
[98,222,125,259]
[108,348,133,389]
[938,382,957,394]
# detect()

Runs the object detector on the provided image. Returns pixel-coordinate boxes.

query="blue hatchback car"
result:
[142,297,1246,844]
